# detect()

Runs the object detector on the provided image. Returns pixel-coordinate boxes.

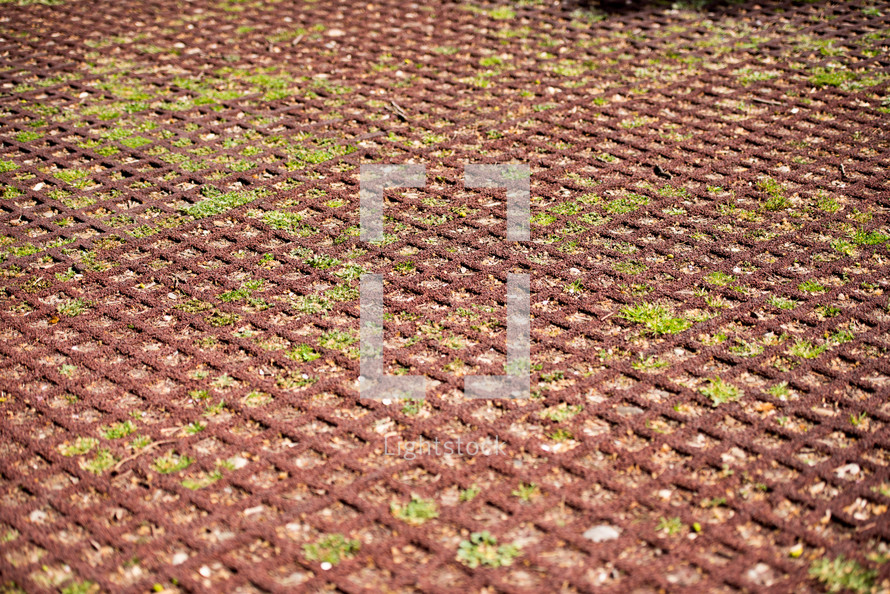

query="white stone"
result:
[746,562,775,586]
[835,463,860,479]
[583,525,620,542]
[172,552,188,565]
[320,562,332,571]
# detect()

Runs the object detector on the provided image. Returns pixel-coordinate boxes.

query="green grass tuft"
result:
[57,298,90,317]
[456,531,520,568]
[391,496,439,525]
[798,280,826,293]
[183,187,269,219]
[700,377,742,406]
[81,448,116,474]
[286,344,320,362]
[303,534,360,565]
[768,295,797,310]
[152,451,194,474]
[620,302,691,335]
[789,339,828,359]
[59,437,98,457]
[809,555,876,593]
[605,192,649,214]
[757,177,791,211]
[101,420,136,439]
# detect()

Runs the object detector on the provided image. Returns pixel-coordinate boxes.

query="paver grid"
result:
[0,0,889,591]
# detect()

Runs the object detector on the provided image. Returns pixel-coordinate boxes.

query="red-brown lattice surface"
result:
[0,0,889,591]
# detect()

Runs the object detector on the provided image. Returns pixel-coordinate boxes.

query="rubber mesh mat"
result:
[0,0,889,591]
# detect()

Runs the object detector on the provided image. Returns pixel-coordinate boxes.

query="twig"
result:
[388,100,410,121]
[354,131,386,143]
[751,97,784,107]
[111,439,177,474]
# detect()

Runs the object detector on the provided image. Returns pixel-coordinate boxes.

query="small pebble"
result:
[835,463,860,479]
[320,562,332,571]
[198,566,211,578]
[583,525,620,542]
[746,562,775,586]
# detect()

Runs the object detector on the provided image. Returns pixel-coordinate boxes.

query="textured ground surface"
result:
[0,0,889,591]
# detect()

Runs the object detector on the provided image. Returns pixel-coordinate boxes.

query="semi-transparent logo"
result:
[358,164,530,400]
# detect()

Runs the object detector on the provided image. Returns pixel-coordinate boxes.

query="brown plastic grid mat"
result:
[0,0,889,591]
